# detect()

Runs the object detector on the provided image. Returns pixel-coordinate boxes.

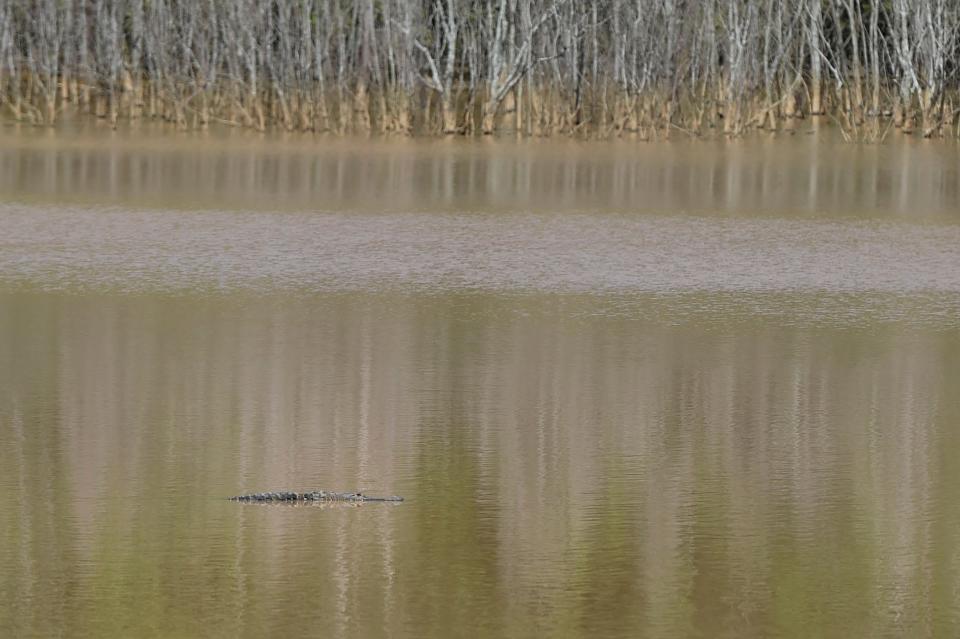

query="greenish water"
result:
[1,129,959,638]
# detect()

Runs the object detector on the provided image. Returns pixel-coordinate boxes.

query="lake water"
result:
[1,124,959,638]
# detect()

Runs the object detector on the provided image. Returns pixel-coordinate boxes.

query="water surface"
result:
[1,129,959,638]
[2,123,958,220]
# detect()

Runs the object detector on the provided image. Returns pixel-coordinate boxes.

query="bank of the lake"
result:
[5,0,960,140]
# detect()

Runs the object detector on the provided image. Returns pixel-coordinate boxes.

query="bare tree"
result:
[2,0,959,138]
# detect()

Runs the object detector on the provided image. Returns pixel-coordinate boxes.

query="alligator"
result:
[230,491,403,503]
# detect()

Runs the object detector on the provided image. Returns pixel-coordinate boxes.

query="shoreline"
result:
[4,113,960,150]
[3,111,958,144]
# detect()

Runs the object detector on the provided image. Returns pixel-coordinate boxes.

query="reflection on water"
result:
[1,125,958,220]
[1,293,959,638]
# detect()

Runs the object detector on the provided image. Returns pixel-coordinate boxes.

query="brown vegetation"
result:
[2,0,959,139]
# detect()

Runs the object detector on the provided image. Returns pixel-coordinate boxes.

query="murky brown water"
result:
[2,122,959,220]
[1,127,959,638]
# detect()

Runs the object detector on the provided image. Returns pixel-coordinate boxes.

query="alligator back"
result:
[230,491,403,503]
